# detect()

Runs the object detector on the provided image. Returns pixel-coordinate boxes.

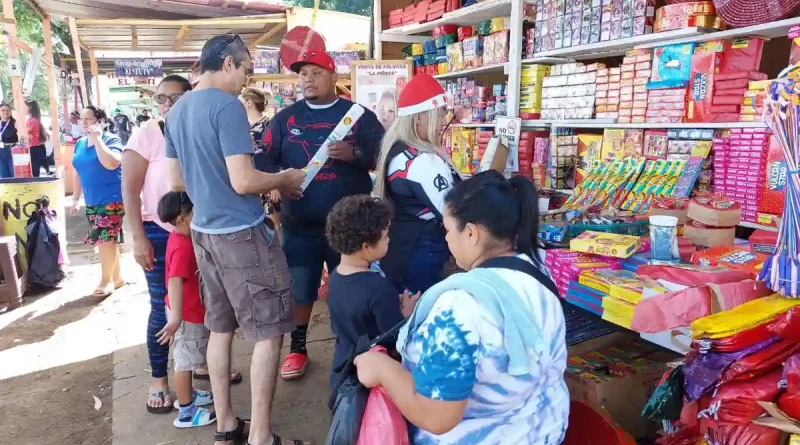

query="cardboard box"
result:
[565,340,675,439]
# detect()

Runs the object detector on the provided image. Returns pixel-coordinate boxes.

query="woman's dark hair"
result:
[157,191,194,226]
[444,170,541,262]
[160,74,193,92]
[326,195,393,255]
[26,100,48,143]
[84,105,113,132]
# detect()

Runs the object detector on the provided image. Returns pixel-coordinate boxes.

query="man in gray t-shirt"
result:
[165,34,306,445]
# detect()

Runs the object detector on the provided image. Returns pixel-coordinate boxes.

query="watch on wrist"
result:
[353,146,363,159]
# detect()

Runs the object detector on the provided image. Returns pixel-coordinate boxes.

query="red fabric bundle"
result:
[637,265,753,286]
[694,323,774,353]
[713,0,800,28]
[721,338,800,383]
[777,392,800,421]
[705,370,782,425]
[768,306,800,341]
[705,421,783,445]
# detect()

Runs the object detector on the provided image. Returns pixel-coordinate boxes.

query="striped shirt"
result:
[400,256,570,444]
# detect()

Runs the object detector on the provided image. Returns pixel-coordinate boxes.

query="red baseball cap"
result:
[290,50,335,74]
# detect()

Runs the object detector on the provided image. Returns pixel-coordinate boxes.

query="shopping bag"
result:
[325,376,370,445]
[642,366,685,422]
[356,346,409,445]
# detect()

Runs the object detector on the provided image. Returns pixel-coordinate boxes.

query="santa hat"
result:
[397,74,446,117]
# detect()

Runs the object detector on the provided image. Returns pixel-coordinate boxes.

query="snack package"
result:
[687,50,719,123]
[648,43,697,90]
[623,130,644,158]
[601,129,625,162]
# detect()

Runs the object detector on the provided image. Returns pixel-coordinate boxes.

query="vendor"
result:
[355,171,569,444]
[374,74,459,294]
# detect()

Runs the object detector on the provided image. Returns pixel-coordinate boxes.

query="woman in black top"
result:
[0,103,18,178]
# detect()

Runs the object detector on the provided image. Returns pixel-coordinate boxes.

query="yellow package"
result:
[601,129,626,162]
[449,128,475,174]
[578,269,639,294]
[609,276,667,305]
[602,297,637,321]
[790,434,800,445]
[691,295,800,339]
[602,307,634,329]
[569,231,641,259]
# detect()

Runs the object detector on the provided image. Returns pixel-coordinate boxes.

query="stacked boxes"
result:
[443,79,508,124]
[518,131,548,178]
[595,66,621,119]
[617,49,652,123]
[533,135,550,188]
[520,64,550,119]
[541,62,602,120]
[550,128,578,189]
[473,130,495,174]
[712,128,771,223]
[739,79,772,122]
[532,0,655,53]
[653,1,723,32]
[544,249,621,297]
[646,88,688,123]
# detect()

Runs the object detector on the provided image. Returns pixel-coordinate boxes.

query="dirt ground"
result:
[0,203,334,445]
[0,211,114,445]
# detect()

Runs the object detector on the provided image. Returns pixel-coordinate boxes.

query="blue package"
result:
[413,55,425,67]
[423,39,437,55]
[647,43,696,90]
[436,48,447,58]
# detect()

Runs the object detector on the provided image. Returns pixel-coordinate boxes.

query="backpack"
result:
[25,197,66,288]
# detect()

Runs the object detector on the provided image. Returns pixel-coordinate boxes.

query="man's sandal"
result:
[213,417,248,445]
[194,370,243,385]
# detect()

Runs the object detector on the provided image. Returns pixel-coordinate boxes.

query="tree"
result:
[0,1,70,110]
[285,0,372,17]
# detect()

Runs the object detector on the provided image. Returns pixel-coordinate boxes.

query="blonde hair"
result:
[374,108,449,200]
[241,87,267,113]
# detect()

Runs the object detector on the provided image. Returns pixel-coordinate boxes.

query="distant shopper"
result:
[0,102,18,178]
[113,109,132,145]
[26,100,50,177]
[137,109,151,126]
[69,111,84,140]
[70,106,125,298]
[165,34,307,445]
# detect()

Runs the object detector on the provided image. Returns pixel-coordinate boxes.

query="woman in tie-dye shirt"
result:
[355,171,569,444]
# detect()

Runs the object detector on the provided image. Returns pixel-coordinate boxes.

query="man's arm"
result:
[164,121,185,192]
[354,110,385,171]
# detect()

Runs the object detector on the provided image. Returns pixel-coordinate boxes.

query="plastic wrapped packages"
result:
[720,338,800,384]
[691,295,800,339]
[705,421,783,445]
[637,264,754,286]
[768,307,800,341]
[642,366,685,421]
[699,370,782,425]
[683,337,779,401]
[693,323,774,354]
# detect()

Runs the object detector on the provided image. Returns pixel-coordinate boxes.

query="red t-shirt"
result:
[27,117,41,146]
[165,232,205,324]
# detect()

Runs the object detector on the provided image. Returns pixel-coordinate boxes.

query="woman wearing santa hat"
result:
[374,74,460,294]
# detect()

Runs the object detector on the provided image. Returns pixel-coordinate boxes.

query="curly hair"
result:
[326,195,393,255]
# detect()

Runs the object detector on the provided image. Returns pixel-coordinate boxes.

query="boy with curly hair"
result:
[325,195,418,390]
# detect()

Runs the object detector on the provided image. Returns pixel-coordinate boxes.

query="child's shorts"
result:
[169,310,210,372]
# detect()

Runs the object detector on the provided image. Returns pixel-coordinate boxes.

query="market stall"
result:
[371,0,800,443]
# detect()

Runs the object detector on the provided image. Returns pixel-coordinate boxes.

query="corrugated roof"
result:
[30,0,285,20]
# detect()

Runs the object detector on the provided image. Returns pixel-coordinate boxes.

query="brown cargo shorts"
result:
[191,223,295,342]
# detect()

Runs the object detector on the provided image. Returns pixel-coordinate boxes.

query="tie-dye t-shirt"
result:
[400,258,569,444]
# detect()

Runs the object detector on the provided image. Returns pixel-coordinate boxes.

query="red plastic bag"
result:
[768,306,800,341]
[357,347,409,445]
[785,354,800,392]
[777,391,800,421]
[701,370,782,425]
[695,323,774,353]
[721,338,800,384]
[637,264,754,286]
[705,421,783,445]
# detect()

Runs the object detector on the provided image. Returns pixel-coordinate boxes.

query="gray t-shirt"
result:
[165,88,265,234]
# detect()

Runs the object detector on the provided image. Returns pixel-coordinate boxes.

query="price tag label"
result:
[495,116,521,172]
[8,58,21,77]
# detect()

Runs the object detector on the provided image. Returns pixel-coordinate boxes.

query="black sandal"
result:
[213,417,248,445]
[269,434,309,445]
[194,370,243,385]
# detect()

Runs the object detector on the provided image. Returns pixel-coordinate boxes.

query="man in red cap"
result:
[259,50,386,380]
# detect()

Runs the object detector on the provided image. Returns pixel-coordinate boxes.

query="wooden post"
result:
[1,0,28,138]
[67,17,89,106]
[43,17,63,170]
[89,50,100,106]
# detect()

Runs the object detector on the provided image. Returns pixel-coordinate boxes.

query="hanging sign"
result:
[495,116,522,172]
[350,60,413,130]
[114,59,163,77]
[8,57,22,77]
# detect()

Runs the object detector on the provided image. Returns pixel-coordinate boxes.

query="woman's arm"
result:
[356,353,468,435]
[72,168,83,203]
[122,149,154,269]
[92,132,122,170]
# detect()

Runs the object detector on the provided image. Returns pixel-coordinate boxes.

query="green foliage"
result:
[285,0,372,17]
[0,1,70,110]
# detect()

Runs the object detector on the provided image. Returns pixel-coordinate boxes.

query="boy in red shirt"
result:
[156,191,215,428]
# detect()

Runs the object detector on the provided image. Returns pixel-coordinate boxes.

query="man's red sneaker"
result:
[281,353,309,380]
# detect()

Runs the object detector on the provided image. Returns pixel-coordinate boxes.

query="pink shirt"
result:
[123,121,173,232]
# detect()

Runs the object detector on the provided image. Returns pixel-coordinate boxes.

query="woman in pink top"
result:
[26,100,49,177]
[122,75,191,414]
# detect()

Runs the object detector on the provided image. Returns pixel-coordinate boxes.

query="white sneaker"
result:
[173,389,213,409]
[173,406,217,429]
